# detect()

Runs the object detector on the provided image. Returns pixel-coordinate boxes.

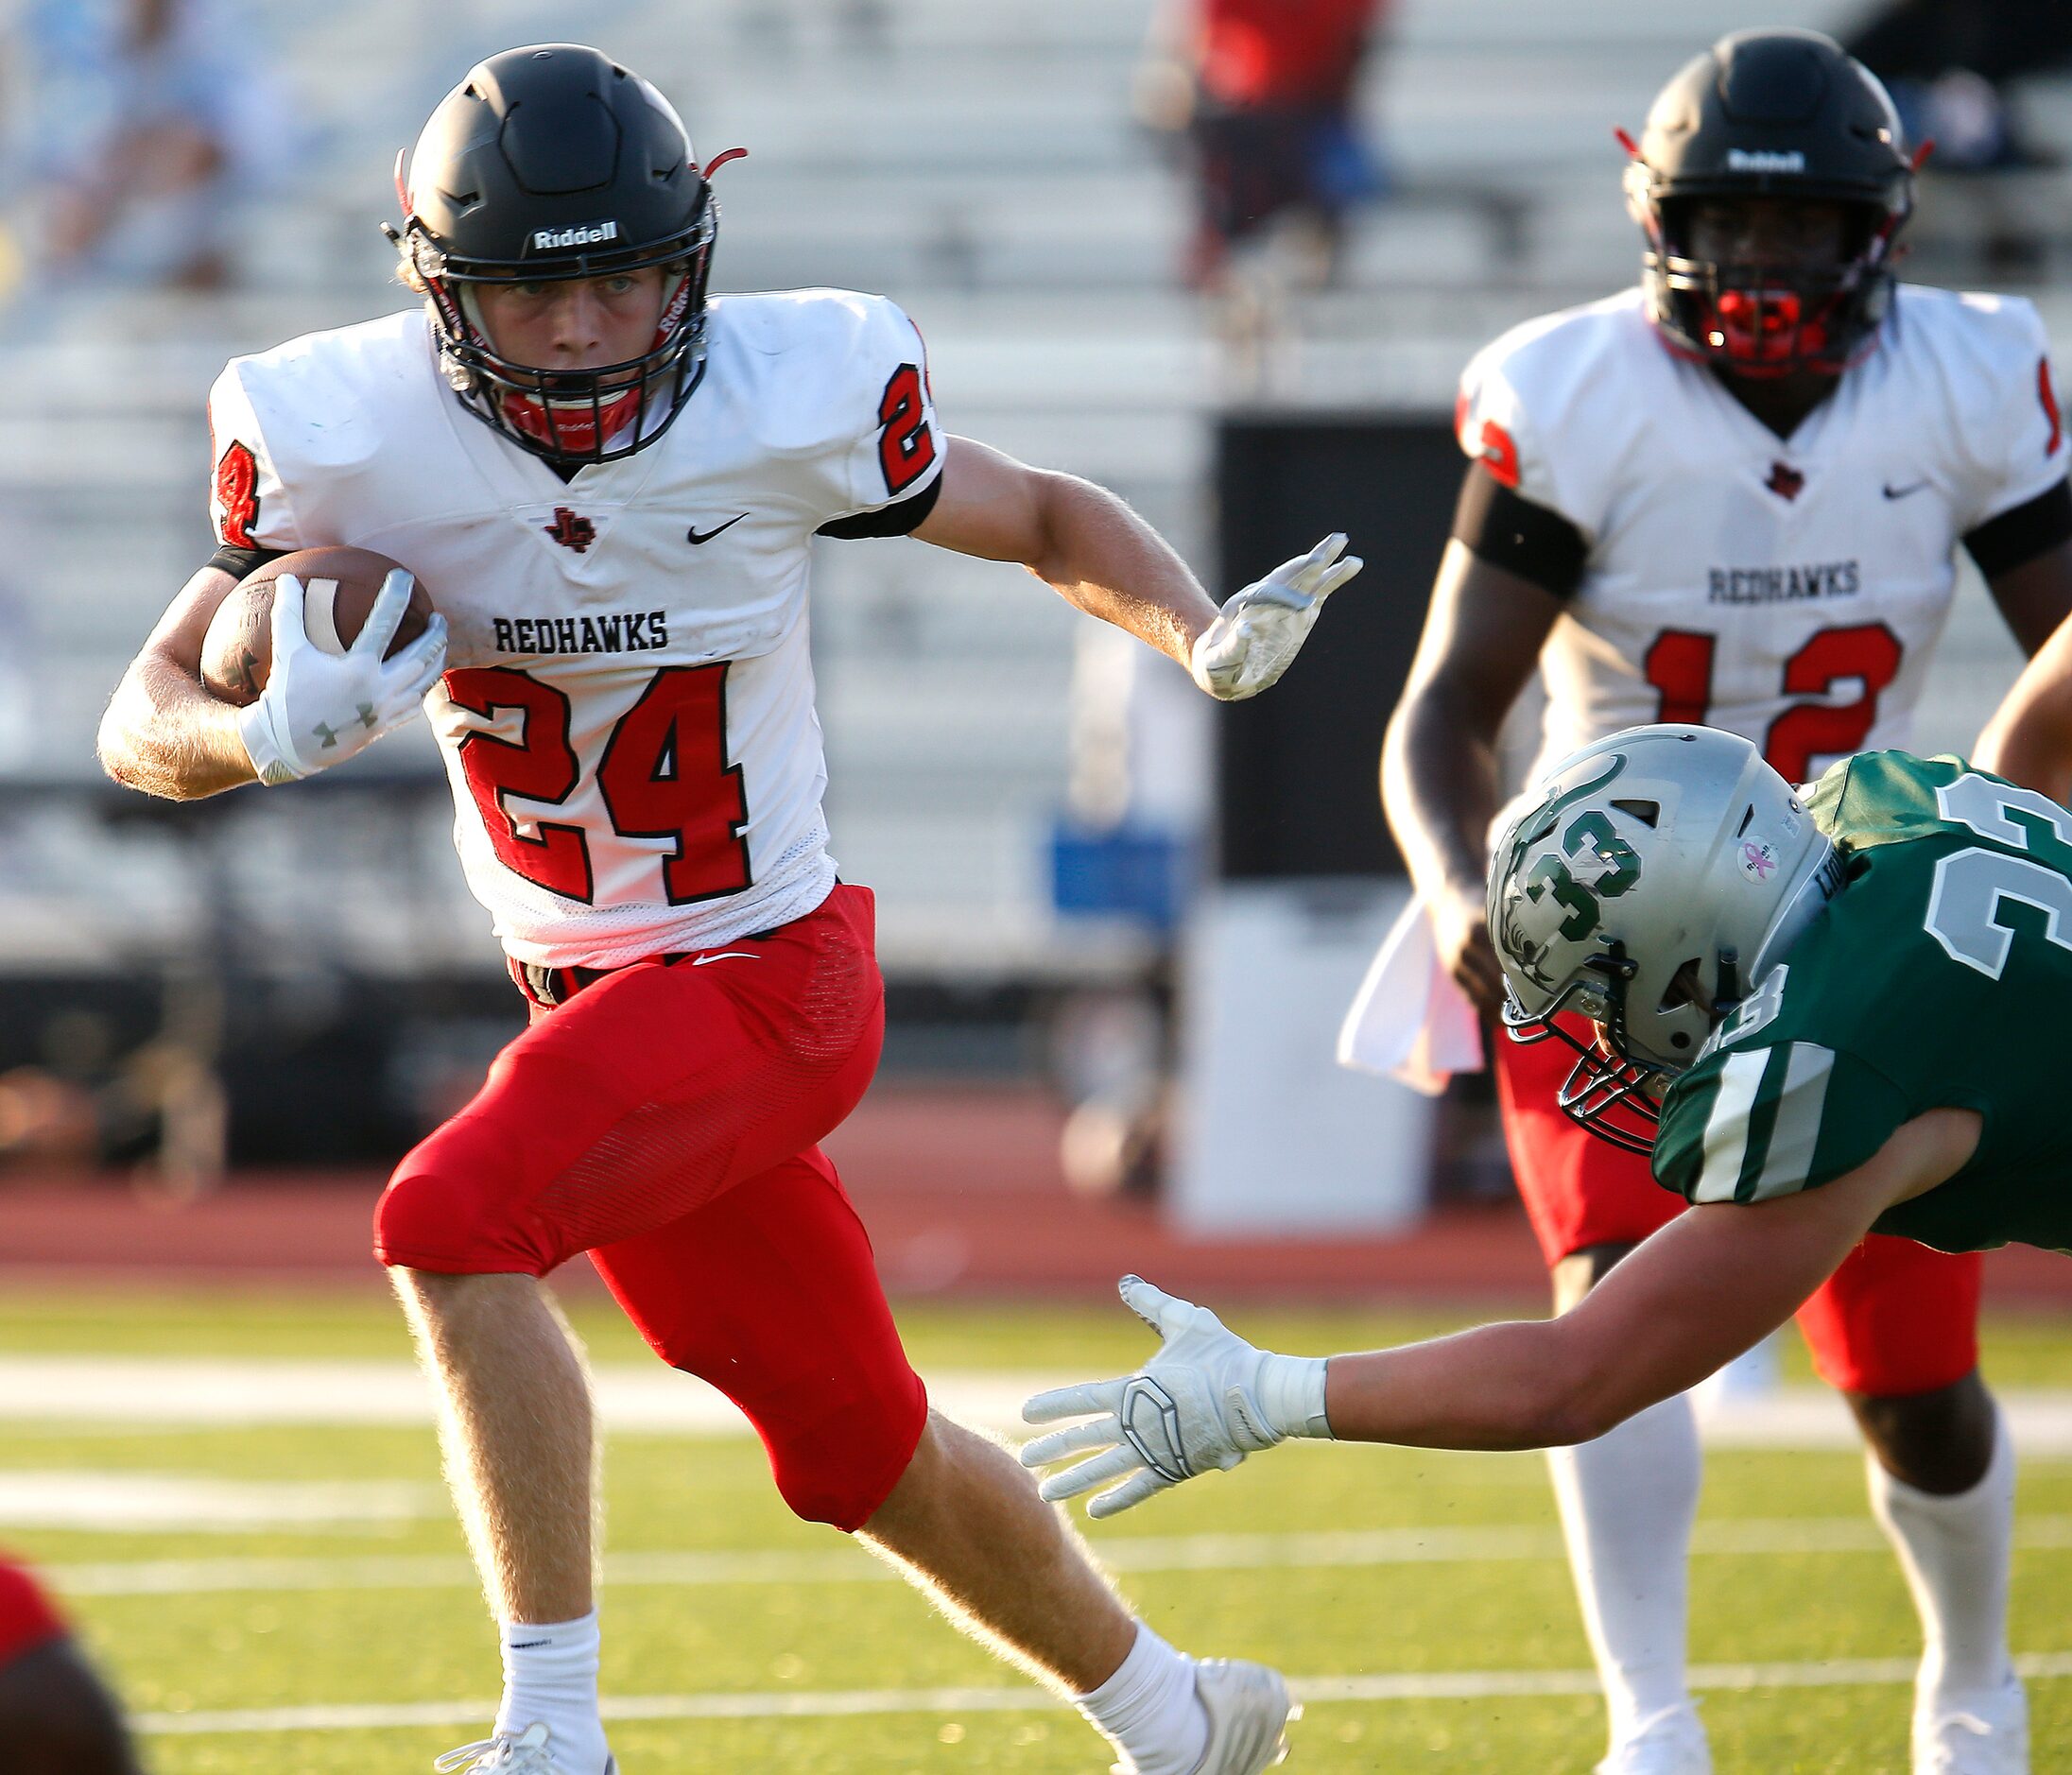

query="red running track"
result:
[0,1085,2064,1306]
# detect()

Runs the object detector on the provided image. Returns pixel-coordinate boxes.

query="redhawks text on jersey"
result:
[206,289,942,968]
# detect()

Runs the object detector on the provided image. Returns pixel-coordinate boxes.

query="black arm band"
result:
[1964,478,2072,580]
[816,472,943,540]
[205,543,291,580]
[1450,462,1588,599]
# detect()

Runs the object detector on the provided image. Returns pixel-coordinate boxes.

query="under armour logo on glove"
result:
[239,570,448,784]
[1019,1276,1333,1518]
[1117,1374,1196,1483]
[311,703,379,750]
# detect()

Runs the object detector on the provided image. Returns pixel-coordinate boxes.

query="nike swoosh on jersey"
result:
[690,952,763,965]
[686,513,748,544]
[1882,480,1929,500]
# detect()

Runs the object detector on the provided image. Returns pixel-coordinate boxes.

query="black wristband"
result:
[816,472,943,539]
[205,543,290,580]
[1450,462,1588,599]
[1964,478,2072,580]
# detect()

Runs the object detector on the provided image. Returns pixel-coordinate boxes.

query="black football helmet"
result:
[1623,29,1915,377]
[391,43,718,465]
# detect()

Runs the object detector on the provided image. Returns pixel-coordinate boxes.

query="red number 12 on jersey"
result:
[1643,621,1904,784]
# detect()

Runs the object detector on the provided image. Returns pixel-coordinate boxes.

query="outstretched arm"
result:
[1321,1145,1917,1450]
[913,435,1358,698]
[1025,1108,1979,1513]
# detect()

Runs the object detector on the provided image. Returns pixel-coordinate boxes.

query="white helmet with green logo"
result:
[1488,724,1842,1150]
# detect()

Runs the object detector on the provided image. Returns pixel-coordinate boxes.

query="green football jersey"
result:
[1652,750,2072,1253]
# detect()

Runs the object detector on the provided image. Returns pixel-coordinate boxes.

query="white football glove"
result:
[1019,1276,1331,1518]
[238,570,449,785]
[1189,532,1362,701]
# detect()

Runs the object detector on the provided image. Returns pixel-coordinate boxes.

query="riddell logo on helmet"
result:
[531,220,620,250]
[1725,148,1806,174]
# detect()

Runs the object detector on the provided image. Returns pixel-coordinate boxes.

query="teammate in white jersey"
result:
[1380,30,2071,1775]
[95,44,1359,1775]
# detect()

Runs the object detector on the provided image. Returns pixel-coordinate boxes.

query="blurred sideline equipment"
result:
[1174,416,1450,1234]
[200,545,433,703]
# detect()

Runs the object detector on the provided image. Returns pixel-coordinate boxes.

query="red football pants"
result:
[1493,1023,1980,1398]
[374,885,928,1529]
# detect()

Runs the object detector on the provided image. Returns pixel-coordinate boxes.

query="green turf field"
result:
[2,1286,2068,1773]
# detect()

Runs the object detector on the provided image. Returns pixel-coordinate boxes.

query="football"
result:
[200,545,435,707]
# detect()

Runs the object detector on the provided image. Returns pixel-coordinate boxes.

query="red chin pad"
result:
[504,386,644,455]
[1707,288,1833,371]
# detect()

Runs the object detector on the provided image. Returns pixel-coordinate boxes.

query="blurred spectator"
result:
[16,0,292,288]
[1136,0,1389,290]
[1844,0,2072,171]
[0,1554,142,1775]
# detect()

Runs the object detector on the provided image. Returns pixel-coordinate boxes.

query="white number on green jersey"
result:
[1935,772,2072,851]
[1925,773,2072,979]
[1704,963,1790,1057]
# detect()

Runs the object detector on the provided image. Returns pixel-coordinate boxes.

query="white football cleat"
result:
[432,1722,616,1775]
[1597,1702,1711,1775]
[1105,1658,1296,1775]
[1914,1674,2028,1774]
[1187,1659,1298,1775]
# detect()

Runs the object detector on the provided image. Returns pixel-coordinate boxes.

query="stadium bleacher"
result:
[6,0,2065,990]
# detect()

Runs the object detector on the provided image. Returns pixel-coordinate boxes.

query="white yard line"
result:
[0,1470,435,1531]
[50,1513,2072,1596]
[133,1652,2072,1735]
[5,1355,2072,1449]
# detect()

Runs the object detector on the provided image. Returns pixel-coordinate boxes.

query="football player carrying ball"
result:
[98,41,1358,1775]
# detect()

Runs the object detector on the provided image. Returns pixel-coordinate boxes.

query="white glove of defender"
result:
[1189,532,1362,701]
[238,570,449,785]
[1020,1276,1331,1518]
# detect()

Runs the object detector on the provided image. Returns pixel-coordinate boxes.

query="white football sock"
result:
[1545,1391,1704,1749]
[1076,1623,1209,1775]
[1866,1404,2016,1706]
[495,1610,611,1773]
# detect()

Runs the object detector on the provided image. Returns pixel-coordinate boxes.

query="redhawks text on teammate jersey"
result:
[1706,560,1860,605]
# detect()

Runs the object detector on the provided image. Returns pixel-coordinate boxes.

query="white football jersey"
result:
[1458,284,2066,787]
[207,290,943,968]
